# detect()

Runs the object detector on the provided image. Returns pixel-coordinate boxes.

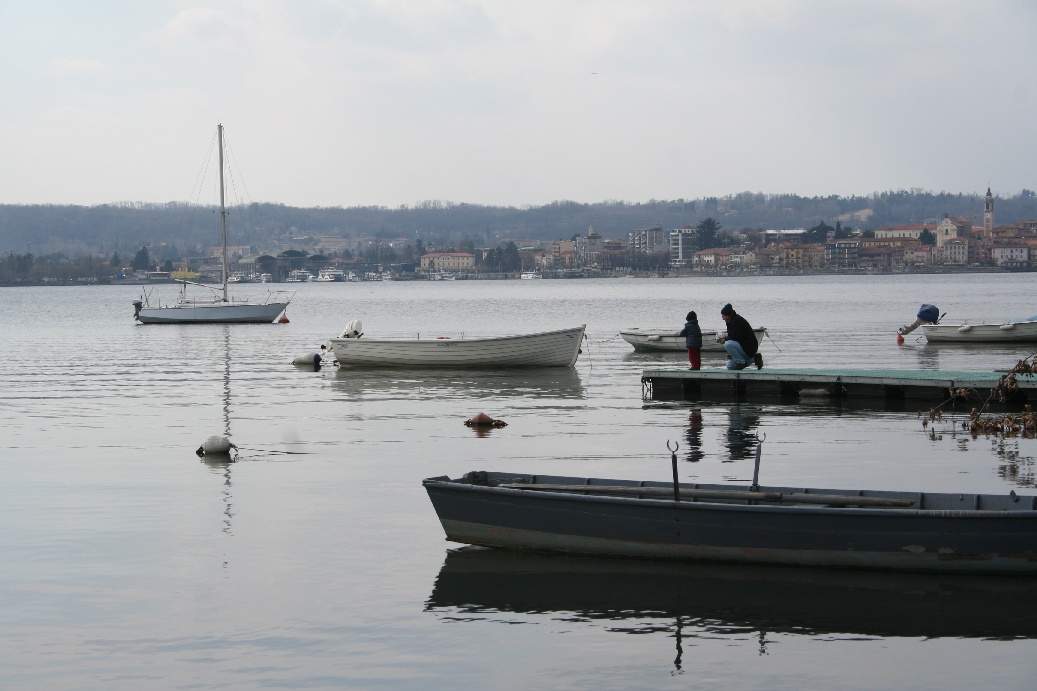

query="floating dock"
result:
[641,368,1037,408]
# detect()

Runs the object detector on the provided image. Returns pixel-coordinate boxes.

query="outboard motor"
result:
[339,319,363,339]
[898,304,941,336]
[132,300,143,319]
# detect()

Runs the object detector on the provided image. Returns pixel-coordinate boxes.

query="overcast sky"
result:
[1,1,1034,209]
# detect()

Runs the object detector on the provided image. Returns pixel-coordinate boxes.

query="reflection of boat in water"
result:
[424,470,1037,573]
[331,367,584,401]
[620,326,767,352]
[426,548,1037,639]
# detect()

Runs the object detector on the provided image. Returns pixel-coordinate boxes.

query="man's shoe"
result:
[734,362,748,370]
[754,353,764,370]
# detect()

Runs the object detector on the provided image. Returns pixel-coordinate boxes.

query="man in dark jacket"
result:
[678,311,702,369]
[719,303,762,370]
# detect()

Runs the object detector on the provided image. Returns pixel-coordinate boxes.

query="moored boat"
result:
[620,326,767,352]
[315,268,347,282]
[132,124,291,324]
[921,317,1037,343]
[329,322,586,368]
[423,470,1037,573]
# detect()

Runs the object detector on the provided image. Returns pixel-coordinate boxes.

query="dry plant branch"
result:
[920,352,1037,439]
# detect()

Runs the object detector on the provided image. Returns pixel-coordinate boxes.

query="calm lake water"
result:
[2,274,1036,689]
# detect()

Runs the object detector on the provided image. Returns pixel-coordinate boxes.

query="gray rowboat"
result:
[423,471,1037,573]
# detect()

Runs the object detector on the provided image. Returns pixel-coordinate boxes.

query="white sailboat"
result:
[133,124,292,324]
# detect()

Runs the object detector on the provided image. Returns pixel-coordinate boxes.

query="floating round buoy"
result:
[292,351,323,367]
[278,312,290,324]
[464,412,507,428]
[292,344,329,369]
[196,435,238,457]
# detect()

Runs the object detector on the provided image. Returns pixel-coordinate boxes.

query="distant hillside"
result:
[2,190,1035,259]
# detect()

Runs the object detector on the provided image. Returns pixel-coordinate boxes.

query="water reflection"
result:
[199,325,235,536]
[725,405,759,461]
[684,408,703,463]
[903,341,942,370]
[427,547,1037,666]
[330,367,584,401]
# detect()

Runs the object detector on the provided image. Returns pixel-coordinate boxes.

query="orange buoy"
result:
[464,412,507,428]
[896,332,904,345]
[278,312,290,324]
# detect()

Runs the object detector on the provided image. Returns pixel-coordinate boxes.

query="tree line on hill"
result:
[1,189,1035,272]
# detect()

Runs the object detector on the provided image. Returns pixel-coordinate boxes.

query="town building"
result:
[628,227,668,255]
[420,252,474,272]
[669,226,699,266]
[873,224,937,243]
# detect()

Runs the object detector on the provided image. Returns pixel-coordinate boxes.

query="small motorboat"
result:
[898,304,1037,344]
[922,317,1037,343]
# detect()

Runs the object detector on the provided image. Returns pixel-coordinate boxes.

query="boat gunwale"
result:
[329,325,586,346]
[423,475,1037,517]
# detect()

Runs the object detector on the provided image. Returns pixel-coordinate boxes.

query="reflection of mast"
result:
[672,617,684,674]
[200,324,234,536]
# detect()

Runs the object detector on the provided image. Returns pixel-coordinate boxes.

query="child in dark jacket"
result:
[678,311,702,370]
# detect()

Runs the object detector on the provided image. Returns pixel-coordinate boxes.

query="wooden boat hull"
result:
[423,471,1037,573]
[922,319,1037,343]
[620,327,766,352]
[329,325,585,368]
[135,301,288,324]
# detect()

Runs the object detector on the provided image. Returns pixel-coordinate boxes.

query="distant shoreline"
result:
[2,265,1031,287]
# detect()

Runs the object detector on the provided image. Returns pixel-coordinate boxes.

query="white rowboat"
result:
[329,324,586,368]
[620,326,767,352]
[922,317,1037,343]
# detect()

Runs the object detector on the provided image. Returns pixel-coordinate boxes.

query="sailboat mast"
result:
[218,123,228,302]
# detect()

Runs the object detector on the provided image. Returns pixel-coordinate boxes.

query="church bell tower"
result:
[984,187,994,234]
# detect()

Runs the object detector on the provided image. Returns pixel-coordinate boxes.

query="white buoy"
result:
[292,351,323,366]
[292,344,329,367]
[197,435,238,457]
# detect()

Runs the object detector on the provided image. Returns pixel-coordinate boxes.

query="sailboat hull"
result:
[135,302,288,324]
